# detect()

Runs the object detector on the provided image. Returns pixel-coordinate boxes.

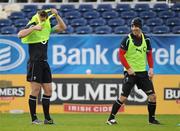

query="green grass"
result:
[0,114,180,131]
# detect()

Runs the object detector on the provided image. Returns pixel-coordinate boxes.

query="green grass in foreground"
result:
[0,113,180,131]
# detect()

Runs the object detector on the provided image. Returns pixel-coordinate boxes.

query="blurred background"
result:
[0,0,179,115]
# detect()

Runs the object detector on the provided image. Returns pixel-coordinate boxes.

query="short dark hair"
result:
[37,10,48,18]
[131,17,142,29]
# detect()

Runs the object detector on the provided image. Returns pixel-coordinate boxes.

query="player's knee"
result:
[119,96,127,103]
[149,94,156,102]
[31,88,40,96]
[44,88,52,96]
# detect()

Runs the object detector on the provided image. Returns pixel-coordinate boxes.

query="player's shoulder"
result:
[143,34,150,40]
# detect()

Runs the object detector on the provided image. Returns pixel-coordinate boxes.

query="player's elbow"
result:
[56,25,67,33]
[17,31,23,38]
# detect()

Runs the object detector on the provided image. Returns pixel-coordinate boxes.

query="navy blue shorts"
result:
[121,71,155,97]
[27,61,52,83]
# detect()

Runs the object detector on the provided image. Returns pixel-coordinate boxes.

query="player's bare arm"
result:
[51,8,67,33]
[18,25,42,38]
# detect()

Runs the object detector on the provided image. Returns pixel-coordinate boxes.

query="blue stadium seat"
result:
[171,3,180,12]
[172,26,180,34]
[79,4,93,12]
[146,18,163,26]
[42,5,56,10]
[71,18,87,27]
[83,10,100,19]
[0,26,17,34]
[89,18,106,27]
[14,19,28,27]
[166,18,180,26]
[27,11,36,19]
[142,26,151,34]
[59,5,75,12]
[22,5,37,13]
[60,25,74,34]
[108,18,125,27]
[102,11,119,19]
[76,26,93,34]
[153,25,170,34]
[116,4,131,12]
[9,12,25,20]
[153,3,169,12]
[158,11,176,19]
[0,19,12,27]
[139,11,157,19]
[121,11,137,19]
[114,26,130,34]
[97,4,112,12]
[134,4,150,12]
[64,11,81,19]
[95,26,112,34]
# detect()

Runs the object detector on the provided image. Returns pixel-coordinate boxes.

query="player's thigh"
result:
[27,61,43,83]
[42,62,52,83]
[136,75,155,95]
[121,72,136,97]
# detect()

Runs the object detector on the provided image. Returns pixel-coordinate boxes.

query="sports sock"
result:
[29,95,37,121]
[108,100,123,120]
[148,101,156,122]
[42,95,51,120]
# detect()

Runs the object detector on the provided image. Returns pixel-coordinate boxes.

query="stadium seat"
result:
[139,11,157,19]
[83,10,100,19]
[9,12,26,20]
[59,5,75,12]
[76,26,93,34]
[71,18,87,27]
[102,11,119,19]
[134,4,150,12]
[42,5,56,10]
[121,11,137,19]
[22,5,37,13]
[89,18,106,27]
[27,11,36,19]
[14,19,28,28]
[116,4,131,12]
[0,19,12,27]
[64,11,81,19]
[0,26,17,34]
[153,25,170,34]
[166,18,180,26]
[108,18,125,27]
[153,3,169,12]
[142,26,151,34]
[146,18,163,26]
[95,26,112,34]
[158,11,176,19]
[60,25,74,34]
[114,26,130,34]
[172,26,180,34]
[79,4,94,12]
[171,3,180,12]
[97,4,112,12]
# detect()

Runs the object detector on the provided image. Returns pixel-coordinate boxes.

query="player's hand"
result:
[127,68,135,76]
[148,68,154,80]
[51,8,58,16]
[32,25,42,31]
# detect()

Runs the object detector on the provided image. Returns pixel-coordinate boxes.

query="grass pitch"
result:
[0,114,180,131]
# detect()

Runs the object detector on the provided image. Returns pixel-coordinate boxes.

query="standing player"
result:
[106,17,160,125]
[18,9,66,124]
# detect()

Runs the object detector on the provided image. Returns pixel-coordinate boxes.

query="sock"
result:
[108,100,123,120]
[42,95,51,120]
[29,95,37,121]
[148,101,156,122]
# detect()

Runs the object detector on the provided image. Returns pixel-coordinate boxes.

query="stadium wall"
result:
[0,35,180,114]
